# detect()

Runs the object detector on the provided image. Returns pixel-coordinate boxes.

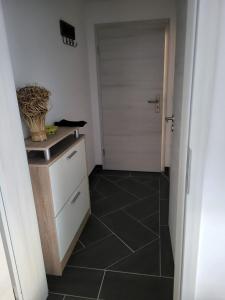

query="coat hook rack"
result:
[60,20,78,48]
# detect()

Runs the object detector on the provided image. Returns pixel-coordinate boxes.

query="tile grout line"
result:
[65,265,174,280]
[101,175,140,200]
[77,232,113,254]
[102,175,158,202]
[79,239,86,248]
[106,269,174,280]
[105,252,134,270]
[159,176,162,277]
[106,237,160,270]
[97,194,157,220]
[132,237,159,253]
[122,210,160,238]
[95,179,160,218]
[98,198,144,219]
[99,173,130,183]
[49,291,97,300]
[131,176,159,193]
[92,174,159,212]
[67,265,103,272]
[141,210,159,221]
[68,238,160,273]
[97,270,106,300]
[69,238,159,273]
[161,172,170,182]
[94,175,134,200]
[92,214,135,253]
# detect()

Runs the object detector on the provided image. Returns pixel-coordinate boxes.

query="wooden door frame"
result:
[95,19,171,172]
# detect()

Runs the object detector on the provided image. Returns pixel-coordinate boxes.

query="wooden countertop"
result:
[25,127,79,151]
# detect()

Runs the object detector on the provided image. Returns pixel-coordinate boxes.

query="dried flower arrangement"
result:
[17,85,51,142]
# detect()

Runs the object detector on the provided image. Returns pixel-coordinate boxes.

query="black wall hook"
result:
[60,20,78,48]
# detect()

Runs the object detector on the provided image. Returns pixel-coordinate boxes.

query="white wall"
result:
[0,0,48,297]
[3,0,95,173]
[85,0,176,166]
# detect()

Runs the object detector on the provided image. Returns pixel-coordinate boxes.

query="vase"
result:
[27,115,47,142]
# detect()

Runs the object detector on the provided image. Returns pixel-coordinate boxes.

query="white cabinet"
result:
[49,139,87,216]
[55,178,90,260]
[28,134,91,275]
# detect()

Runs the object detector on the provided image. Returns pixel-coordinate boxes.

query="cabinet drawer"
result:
[49,139,86,216]
[55,177,90,260]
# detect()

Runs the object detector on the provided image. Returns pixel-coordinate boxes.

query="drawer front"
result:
[55,177,90,260]
[49,139,87,216]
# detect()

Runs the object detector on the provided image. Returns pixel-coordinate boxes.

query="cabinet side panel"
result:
[29,166,61,275]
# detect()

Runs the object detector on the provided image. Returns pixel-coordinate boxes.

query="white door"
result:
[97,21,166,172]
[172,1,225,299]
[168,0,199,299]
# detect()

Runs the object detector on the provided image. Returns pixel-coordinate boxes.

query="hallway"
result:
[48,170,174,299]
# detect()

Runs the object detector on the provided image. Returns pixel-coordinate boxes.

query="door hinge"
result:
[185,147,192,194]
[102,148,105,156]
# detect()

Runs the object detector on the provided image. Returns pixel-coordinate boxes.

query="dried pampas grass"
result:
[17,85,51,142]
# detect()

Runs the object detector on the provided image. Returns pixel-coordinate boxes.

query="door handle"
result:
[147,99,159,104]
[67,150,77,160]
[70,191,81,204]
[165,115,175,122]
[147,95,160,113]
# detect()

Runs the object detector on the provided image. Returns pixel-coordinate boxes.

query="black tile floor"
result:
[48,170,174,300]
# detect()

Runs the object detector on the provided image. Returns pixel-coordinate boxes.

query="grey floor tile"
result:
[124,194,159,220]
[48,294,64,300]
[117,178,155,199]
[100,170,131,177]
[131,172,159,190]
[130,171,160,178]
[68,235,131,269]
[101,210,157,251]
[73,241,85,254]
[99,271,174,300]
[160,201,169,225]
[160,175,170,199]
[160,227,174,277]
[109,239,160,276]
[79,215,110,247]
[102,175,128,182]
[47,267,103,299]
[92,190,137,217]
[90,190,105,203]
[65,297,98,300]
[95,177,119,197]
[142,213,160,235]
[89,175,100,192]
[48,170,173,299]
